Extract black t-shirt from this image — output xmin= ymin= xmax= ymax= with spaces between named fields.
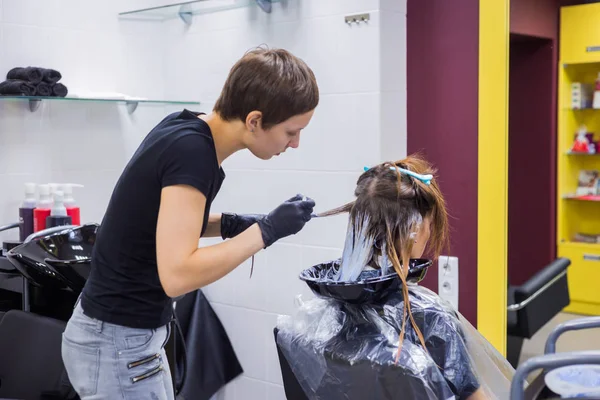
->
xmin=80 ymin=109 xmax=225 ymax=329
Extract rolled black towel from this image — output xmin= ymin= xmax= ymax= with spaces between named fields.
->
xmin=42 ymin=68 xmax=62 ymax=84
xmin=7 ymin=67 xmax=43 ymax=84
xmin=0 ymin=79 xmax=37 ymax=96
xmin=51 ymin=83 xmax=68 ymax=97
xmin=36 ymin=82 xmax=52 ymax=96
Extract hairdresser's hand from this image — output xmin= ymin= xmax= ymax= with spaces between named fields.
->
xmin=257 ymin=194 xmax=315 ymax=248
xmin=220 ymin=213 xmax=266 ymax=240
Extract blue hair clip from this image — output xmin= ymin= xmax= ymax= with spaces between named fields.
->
xmin=363 ymin=166 xmax=433 ymax=185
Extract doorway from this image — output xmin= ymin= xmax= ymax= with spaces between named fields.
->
xmin=508 ymin=35 xmax=556 ymax=286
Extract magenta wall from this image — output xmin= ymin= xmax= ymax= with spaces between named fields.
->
xmin=406 ymin=0 xmax=480 ymax=325
xmin=405 ymin=0 xmax=593 ymax=322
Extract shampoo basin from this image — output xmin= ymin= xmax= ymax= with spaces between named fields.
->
xmin=6 ymin=224 xmax=98 ymax=293
xmin=300 ymin=258 xmax=432 ymax=304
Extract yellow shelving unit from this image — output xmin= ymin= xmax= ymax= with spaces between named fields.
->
xmin=558 ymin=4 xmax=600 ymax=315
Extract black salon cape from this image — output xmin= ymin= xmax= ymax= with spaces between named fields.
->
xmin=173 ymin=290 xmax=243 ymax=400
xmin=277 ymin=287 xmax=480 ymax=400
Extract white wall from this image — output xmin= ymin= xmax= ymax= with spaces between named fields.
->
xmin=0 ymin=0 xmax=177 ymax=243
xmin=0 ymin=1 xmax=406 ymax=399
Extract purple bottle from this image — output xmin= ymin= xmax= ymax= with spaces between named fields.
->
xmin=19 ymin=183 xmax=37 ymax=242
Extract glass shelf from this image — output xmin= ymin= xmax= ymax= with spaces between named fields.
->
xmin=118 ymin=0 xmax=277 ymax=23
xmin=0 ymin=96 xmax=200 ymax=114
xmin=566 ymin=151 xmax=600 ymax=156
xmin=561 ymin=241 xmax=600 ymax=250
xmin=562 ymin=107 xmax=600 ymax=111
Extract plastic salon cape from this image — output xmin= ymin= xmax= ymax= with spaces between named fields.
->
xmin=276 ymin=284 xmax=515 ymax=400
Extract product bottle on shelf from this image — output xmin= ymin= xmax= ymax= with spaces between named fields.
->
xmin=33 ymin=184 xmax=52 ymax=232
xmin=571 ymin=125 xmax=591 ymax=153
xmin=45 ymin=190 xmax=72 ymax=229
xmin=594 ymin=72 xmax=600 ymax=109
xmin=63 ymin=183 xmax=84 ymax=226
xmin=19 ymin=182 xmax=37 ymax=241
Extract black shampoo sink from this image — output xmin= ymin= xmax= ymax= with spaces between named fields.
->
xmin=7 ymin=224 xmax=98 ymax=293
xmin=300 ymin=258 xmax=432 ymax=304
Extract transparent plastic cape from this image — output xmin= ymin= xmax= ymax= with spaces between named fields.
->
xmin=276 ymin=284 xmax=515 ymax=400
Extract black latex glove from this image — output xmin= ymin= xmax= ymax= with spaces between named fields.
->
xmin=220 ymin=213 xmax=265 ymax=240
xmin=257 ymin=194 xmax=315 ymax=248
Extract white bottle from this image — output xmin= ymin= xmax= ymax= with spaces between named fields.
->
xmin=46 ymin=190 xmax=72 ymax=228
xmin=22 ymin=183 xmax=37 ymax=208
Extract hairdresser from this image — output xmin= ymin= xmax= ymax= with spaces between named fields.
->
xmin=61 ymin=47 xmax=319 ymax=399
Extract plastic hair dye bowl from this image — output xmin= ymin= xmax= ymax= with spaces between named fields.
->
xmin=300 ymin=258 xmax=432 ymax=304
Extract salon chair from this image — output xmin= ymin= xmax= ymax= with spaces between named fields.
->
xmin=0 ymin=309 xmax=76 ymax=399
xmin=274 ymin=328 xmax=308 ymax=400
xmin=510 ymin=316 xmax=600 ymax=400
xmin=274 ymin=259 xmax=454 ymax=400
xmin=274 ymin=327 xmax=442 ymax=400
xmin=507 ymin=258 xmax=571 ymax=368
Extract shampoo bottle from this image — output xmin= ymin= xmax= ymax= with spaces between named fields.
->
xmin=33 ymin=184 xmax=52 ymax=232
xmin=46 ymin=190 xmax=72 ymax=228
xmin=19 ymin=182 xmax=37 ymax=241
xmin=63 ymin=183 xmax=84 ymax=226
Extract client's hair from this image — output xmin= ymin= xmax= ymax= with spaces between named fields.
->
xmin=319 ymin=154 xmax=449 ymax=363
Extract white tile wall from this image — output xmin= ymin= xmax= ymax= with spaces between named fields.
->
xmin=0 ymin=0 xmax=407 ymax=398
xmin=0 ymin=0 xmax=170 ymax=244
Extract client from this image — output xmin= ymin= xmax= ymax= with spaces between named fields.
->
xmin=276 ymin=155 xmax=513 ymax=400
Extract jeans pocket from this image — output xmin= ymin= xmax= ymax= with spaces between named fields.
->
xmin=61 ymin=333 xmax=100 ymax=397
xmin=125 ymin=331 xmax=154 ymax=350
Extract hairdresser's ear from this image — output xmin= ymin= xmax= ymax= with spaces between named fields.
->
xmin=246 ymin=111 xmax=262 ymax=133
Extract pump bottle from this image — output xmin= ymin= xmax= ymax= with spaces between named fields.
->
xmin=33 ymin=184 xmax=52 ymax=232
xmin=46 ymin=190 xmax=72 ymax=228
xmin=19 ymin=183 xmax=37 ymax=241
xmin=63 ymin=183 xmax=84 ymax=226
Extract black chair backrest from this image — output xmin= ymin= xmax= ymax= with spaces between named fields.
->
xmin=513 ymin=258 xmax=571 ymax=338
xmin=274 ymin=328 xmax=310 ymax=400
xmin=0 ymin=310 xmax=73 ymax=399
xmin=273 ymin=327 xmax=443 ymax=400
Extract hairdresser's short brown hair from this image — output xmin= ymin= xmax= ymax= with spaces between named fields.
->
xmin=213 ymin=47 xmax=319 ymax=129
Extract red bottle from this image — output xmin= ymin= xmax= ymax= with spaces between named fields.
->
xmin=64 ymin=183 xmax=83 ymax=226
xmin=33 ymin=184 xmax=52 ymax=232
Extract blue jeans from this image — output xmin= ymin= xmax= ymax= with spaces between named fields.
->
xmin=61 ymin=301 xmax=175 ymax=399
